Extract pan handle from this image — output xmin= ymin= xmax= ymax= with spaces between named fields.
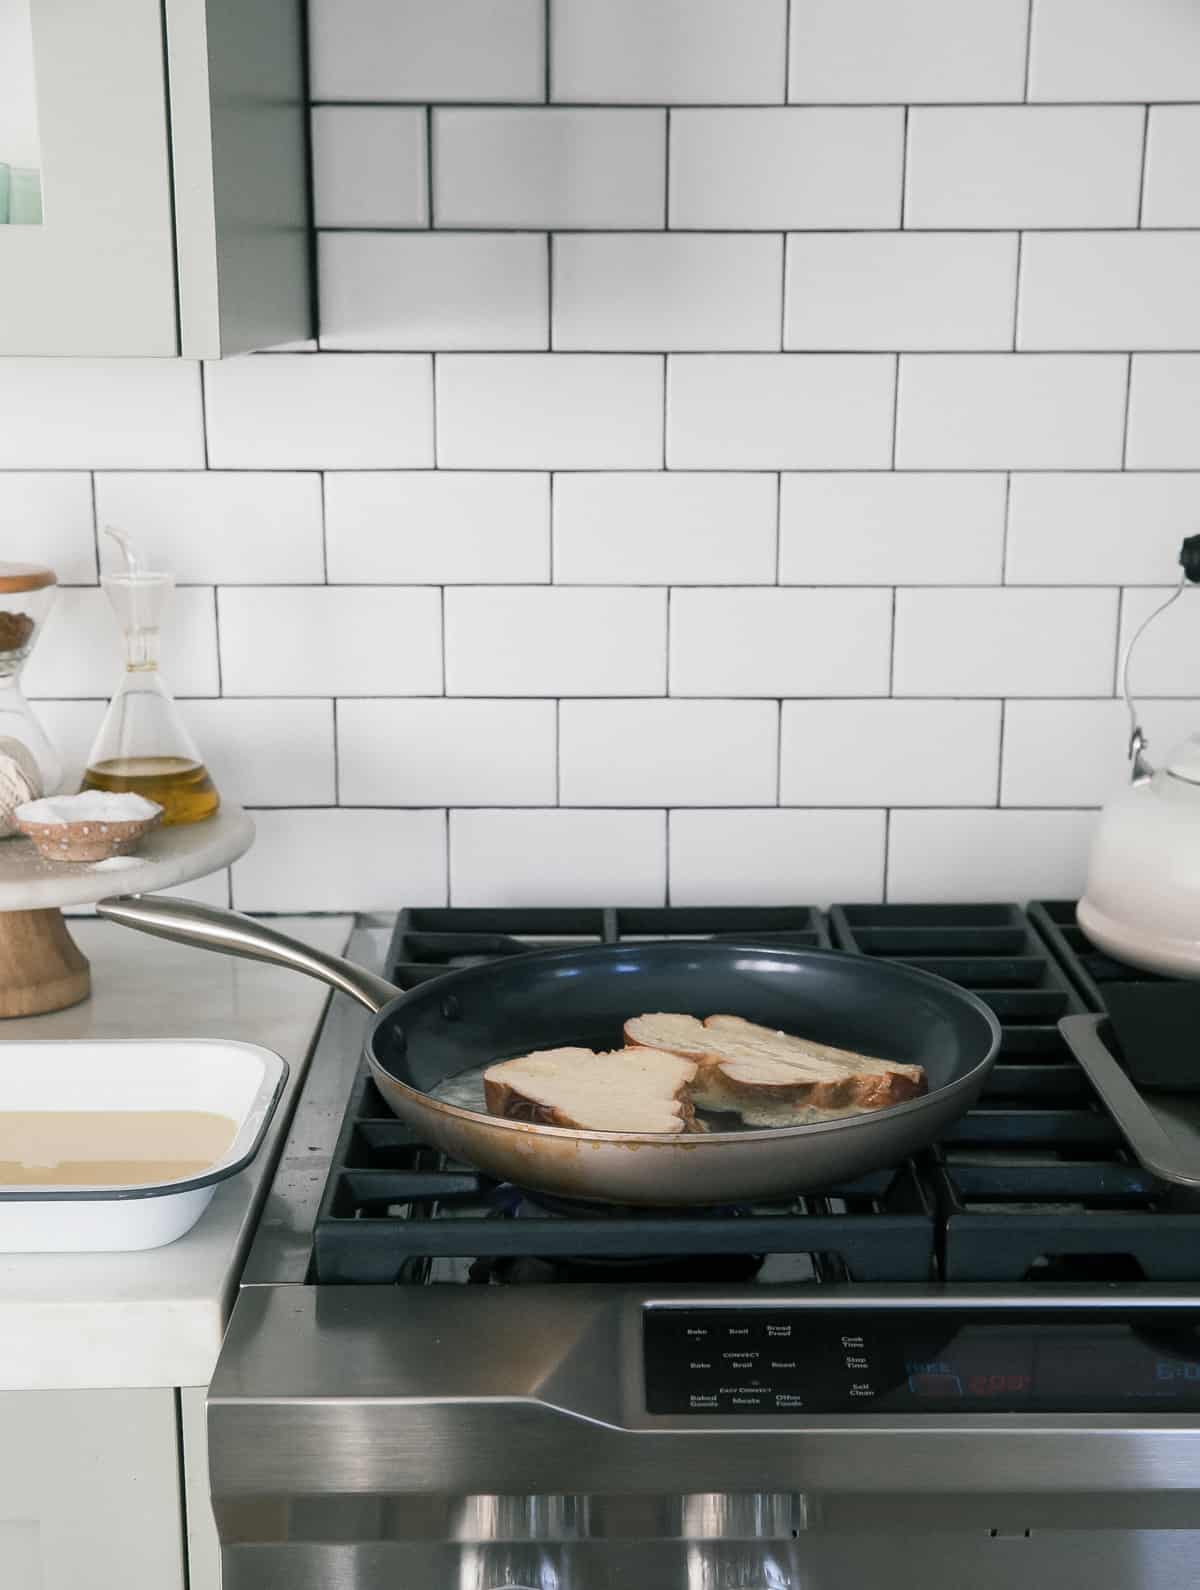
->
xmin=95 ymin=894 xmax=401 ymax=1014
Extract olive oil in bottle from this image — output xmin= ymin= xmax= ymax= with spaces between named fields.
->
xmin=82 ymin=756 xmax=219 ymax=826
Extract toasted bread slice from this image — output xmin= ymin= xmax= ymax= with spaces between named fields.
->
xmin=483 ymin=1046 xmax=700 ymax=1134
xmin=704 ymin=1013 xmax=925 ymax=1093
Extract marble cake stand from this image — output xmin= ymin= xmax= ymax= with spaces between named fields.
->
xmin=0 ymin=804 xmax=253 ymax=1018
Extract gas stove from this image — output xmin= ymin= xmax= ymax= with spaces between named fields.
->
xmin=212 ymin=903 xmax=1200 ymax=1590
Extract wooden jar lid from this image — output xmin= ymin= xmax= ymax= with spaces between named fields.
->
xmin=0 ymin=564 xmax=56 ymax=594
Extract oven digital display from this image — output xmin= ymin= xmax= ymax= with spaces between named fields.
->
xmin=643 ymin=1309 xmax=1200 ymax=1415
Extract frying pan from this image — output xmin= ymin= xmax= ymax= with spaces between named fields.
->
xmin=96 ymin=895 xmax=1001 ymax=1206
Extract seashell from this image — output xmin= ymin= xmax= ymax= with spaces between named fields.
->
xmin=0 ymin=737 xmax=42 ymax=839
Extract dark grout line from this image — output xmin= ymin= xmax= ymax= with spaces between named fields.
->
xmin=1136 ymin=104 xmax=1150 ymax=227
xmin=1022 ymin=0 xmax=1035 ymax=103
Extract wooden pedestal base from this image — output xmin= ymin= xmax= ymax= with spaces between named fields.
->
xmin=0 ymin=909 xmax=91 ymax=1018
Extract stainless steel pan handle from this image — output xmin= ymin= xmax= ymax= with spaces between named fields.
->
xmin=96 ymin=895 xmax=401 ymax=1014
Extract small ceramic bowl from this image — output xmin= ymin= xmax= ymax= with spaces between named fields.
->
xmin=15 ymin=801 xmax=163 ymax=863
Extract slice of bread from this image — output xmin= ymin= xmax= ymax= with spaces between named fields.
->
xmin=483 ymin=1046 xmax=700 ymax=1134
xmin=624 ymin=1011 xmax=925 ymax=1118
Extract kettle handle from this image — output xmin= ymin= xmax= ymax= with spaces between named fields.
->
xmin=1120 ymin=535 xmax=1200 ymax=782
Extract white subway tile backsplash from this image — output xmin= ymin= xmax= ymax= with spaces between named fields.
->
xmin=311 ymin=108 xmax=428 ymax=228
xmin=435 ymin=110 xmax=665 ymax=229
xmin=1143 ymin=109 xmax=1200 ymax=229
xmin=1119 ymin=587 xmax=1200 ymax=697
xmin=670 ymin=809 xmax=886 ymax=906
xmin=1007 ymin=475 xmax=1200 ymax=586
xmin=671 ymin=588 xmax=892 ymax=697
xmin=895 ymin=355 xmax=1128 ymax=470
xmin=789 ymin=0 xmax=1028 ymax=103
xmin=319 ymin=233 xmax=548 ymax=352
xmin=445 ymin=587 xmax=666 ymax=696
xmin=0 ymin=475 xmax=96 ymax=584
xmin=1126 ymin=357 xmax=1200 ymax=469
xmin=670 ymin=109 xmax=902 ymax=230
xmin=233 ymin=808 xmax=448 ymax=913
xmin=553 ymin=235 xmax=782 ymax=352
xmin=781 ymin=700 xmax=1000 ymax=806
xmin=1019 ymin=235 xmax=1200 ymax=352
xmin=1029 ymin=0 xmax=1200 ymax=103
xmin=94 ymin=473 xmax=323 ymax=583
xmin=785 ymin=234 xmax=1016 ymax=351
xmin=887 ymin=809 xmax=1096 ymax=903
xmin=1001 ymin=698 xmax=1200 ymax=808
xmin=0 ymin=361 xmax=203 ymax=469
xmin=552 ymin=473 xmax=777 ymax=585
xmin=24 ymin=586 xmax=218 ymax=698
xmin=668 ymin=355 xmax=895 ymax=469
xmin=326 ymin=472 xmax=549 ymax=584
xmin=559 ymin=699 xmax=778 ymax=806
xmin=450 ymin=809 xmax=666 ymax=905
xmin=179 ymin=699 xmax=336 ymax=806
xmin=552 ymin=0 xmax=786 ymax=104
xmin=204 ymin=355 xmax=433 ymax=469
xmin=893 ymin=588 xmax=1118 ymax=698
xmin=309 ymin=0 xmax=544 ymax=102
xmin=905 ymin=107 xmax=1143 ymax=230
xmin=779 ymin=473 xmax=1005 ymax=585
xmin=338 ymin=699 xmax=556 ymax=805
xmin=219 ymin=587 xmax=443 ymax=697
xmin=437 ymin=355 xmax=663 ymax=469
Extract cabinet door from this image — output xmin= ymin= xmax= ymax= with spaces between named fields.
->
xmin=0 ymin=0 xmax=178 ymax=355
xmin=0 ymin=1387 xmax=185 ymax=1590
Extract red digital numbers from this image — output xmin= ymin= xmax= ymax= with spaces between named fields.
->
xmin=967 ymin=1373 xmax=1032 ymax=1397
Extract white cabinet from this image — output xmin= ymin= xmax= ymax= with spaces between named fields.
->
xmin=0 ymin=0 xmax=310 ymax=358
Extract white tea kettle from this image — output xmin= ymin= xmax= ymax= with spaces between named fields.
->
xmin=1078 ymin=535 xmax=1200 ymax=977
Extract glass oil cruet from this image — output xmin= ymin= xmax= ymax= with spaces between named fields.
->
xmin=80 ymin=530 xmax=220 ymax=825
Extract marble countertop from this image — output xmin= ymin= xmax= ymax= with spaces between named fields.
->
xmin=0 ymin=914 xmax=351 ymax=1392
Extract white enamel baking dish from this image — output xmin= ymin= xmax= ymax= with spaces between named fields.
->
xmin=0 ymin=1040 xmax=287 ymax=1252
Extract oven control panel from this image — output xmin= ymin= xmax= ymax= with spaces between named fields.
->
xmin=643 ymin=1307 xmax=1200 ymax=1415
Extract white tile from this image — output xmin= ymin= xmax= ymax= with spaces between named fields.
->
xmin=553 ymin=235 xmax=782 ymax=352
xmin=1127 ymin=357 xmax=1200 ymax=469
xmin=552 ymin=0 xmax=786 ymax=103
xmin=309 ymin=0 xmax=544 ymax=102
xmin=219 ymin=587 xmax=442 ymax=696
xmin=319 ymin=233 xmax=548 ymax=353
xmin=670 ymin=809 xmax=885 ymax=907
xmin=437 ymin=355 xmax=663 ymax=469
xmin=444 ymin=587 xmax=666 ymax=696
xmin=179 ymin=699 xmax=336 ymax=806
xmin=888 ymin=809 xmax=1097 ymax=903
xmin=0 ymin=361 xmax=203 ymax=469
xmin=326 ymin=472 xmax=549 ymax=584
xmin=785 ymin=234 xmax=1016 ymax=351
xmin=1019 ymin=235 xmax=1200 ymax=352
xmin=1119 ymin=587 xmax=1200 ymax=697
xmin=1029 ymin=0 xmax=1200 ymax=102
xmin=668 ymin=355 xmax=895 ymax=469
xmin=233 ymin=809 xmax=448 ymax=913
xmin=559 ymin=700 xmax=778 ymax=806
xmin=94 ymin=473 xmax=323 ymax=583
xmin=671 ymin=588 xmax=891 ymax=697
xmin=435 ymin=109 xmax=665 ymax=229
xmin=23 ymin=586 xmax=218 ymax=698
xmin=781 ymin=700 xmax=1001 ymax=806
xmin=1143 ymin=109 xmax=1200 ymax=229
xmin=905 ymin=107 xmax=1143 ymax=230
xmin=311 ymin=108 xmax=427 ymax=228
xmin=338 ymin=699 xmax=556 ymax=805
xmin=450 ymin=809 xmax=666 ymax=906
xmin=0 ymin=474 xmax=96 ymax=583
xmin=780 ymin=473 xmax=1005 ymax=585
xmin=896 ymin=355 xmax=1127 ymax=470
xmin=789 ymin=0 xmax=1028 ymax=102
xmin=22 ymin=699 xmax=104 ymax=793
xmin=1002 ymin=699 xmax=1200 ymax=808
xmin=670 ymin=109 xmax=902 ymax=230
xmin=1007 ymin=475 xmax=1200 ymax=585
xmin=553 ymin=473 xmax=777 ymax=585
xmin=893 ymin=588 xmax=1118 ymax=698
xmin=204 ymin=354 xmax=433 ymax=469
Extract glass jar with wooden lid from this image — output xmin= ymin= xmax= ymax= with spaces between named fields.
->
xmin=0 ymin=563 xmax=61 ymax=793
